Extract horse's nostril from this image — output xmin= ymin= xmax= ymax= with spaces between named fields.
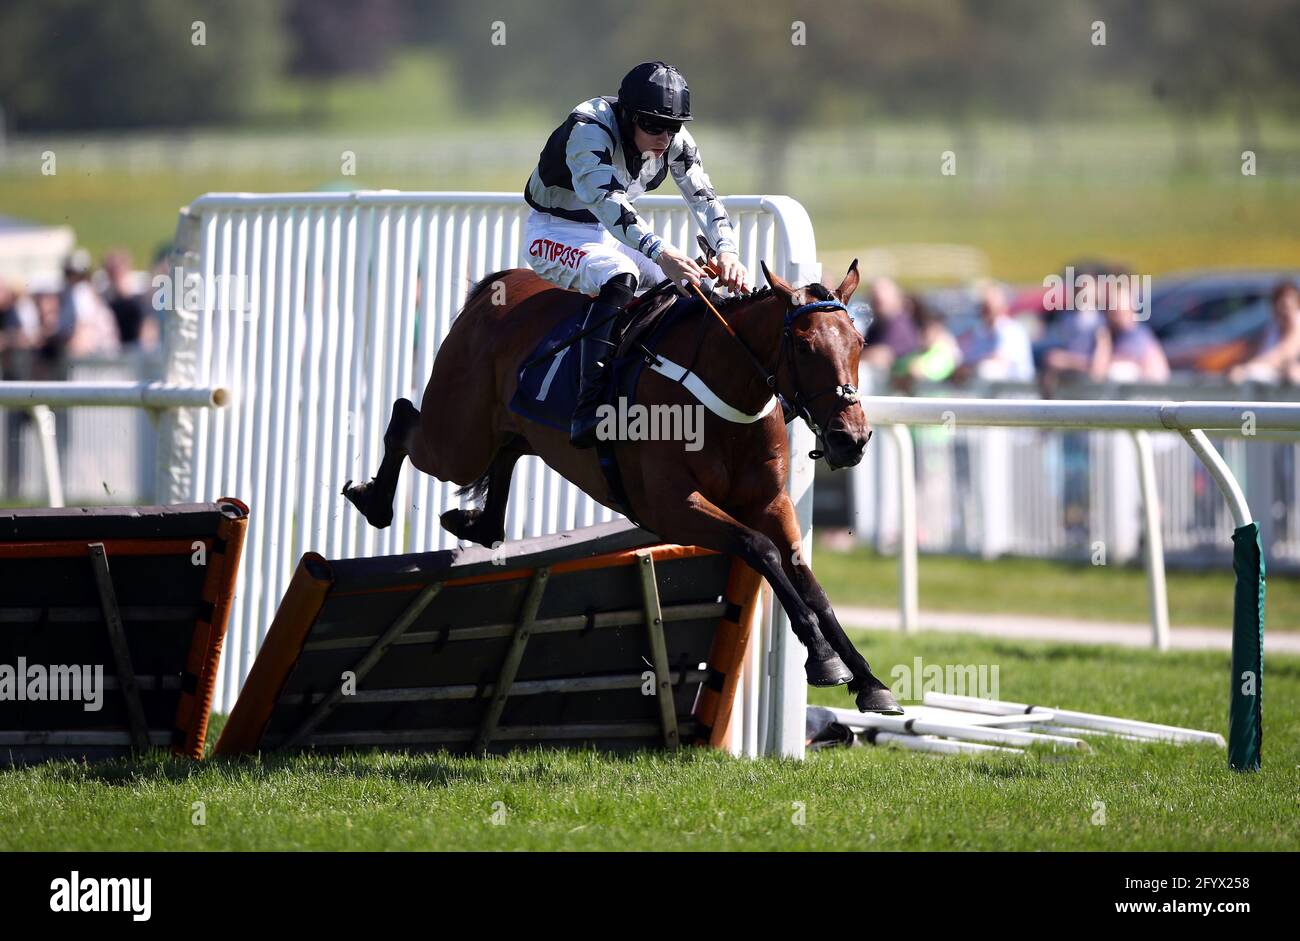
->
xmin=826 ymin=428 xmax=868 ymax=459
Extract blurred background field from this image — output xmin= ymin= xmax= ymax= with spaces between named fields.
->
xmin=3 ymin=1 xmax=1299 ymax=282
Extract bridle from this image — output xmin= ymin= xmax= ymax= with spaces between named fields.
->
xmin=776 ymin=299 xmax=862 ymax=459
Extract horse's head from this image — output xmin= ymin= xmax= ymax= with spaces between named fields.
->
xmin=760 ymin=259 xmax=870 ymax=469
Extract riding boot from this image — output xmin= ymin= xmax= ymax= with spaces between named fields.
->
xmin=569 ymin=299 xmax=625 ymax=449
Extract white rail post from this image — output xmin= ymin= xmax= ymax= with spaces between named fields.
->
xmin=29 ymin=405 xmax=64 ymax=508
xmin=888 ymin=423 xmax=919 ymax=632
xmin=1131 ymin=430 xmax=1170 ymax=651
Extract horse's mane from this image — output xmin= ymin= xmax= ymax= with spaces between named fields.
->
xmin=462 ymin=270 xmax=835 ymax=315
xmin=714 ymin=281 xmax=834 ymax=311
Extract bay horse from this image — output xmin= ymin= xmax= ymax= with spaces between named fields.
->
xmin=344 ymin=259 xmax=900 ymax=714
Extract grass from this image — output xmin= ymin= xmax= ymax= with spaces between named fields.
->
xmin=815 ymin=541 xmax=1300 ymax=630
xmin=2 ymin=629 xmax=1295 ymax=851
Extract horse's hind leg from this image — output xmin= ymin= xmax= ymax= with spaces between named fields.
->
xmin=342 ymin=398 xmax=420 ymax=529
xmin=440 ymin=435 xmax=529 ymax=548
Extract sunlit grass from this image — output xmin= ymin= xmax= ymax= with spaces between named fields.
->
xmin=2 ymin=630 xmax=1294 ymax=851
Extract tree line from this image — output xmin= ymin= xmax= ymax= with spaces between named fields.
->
xmin=1 ymin=0 xmax=1296 ymax=137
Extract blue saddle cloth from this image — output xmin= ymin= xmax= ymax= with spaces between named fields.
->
xmin=509 ymin=295 xmax=695 ymax=431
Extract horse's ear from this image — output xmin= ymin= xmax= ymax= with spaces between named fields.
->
xmin=760 ymin=260 xmax=795 ymax=301
xmin=835 ymin=258 xmax=861 ymax=303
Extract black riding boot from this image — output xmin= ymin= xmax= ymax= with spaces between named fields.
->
xmin=569 ymin=299 xmax=624 ymax=448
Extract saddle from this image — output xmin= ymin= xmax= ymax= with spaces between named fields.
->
xmin=613 ymin=285 xmax=681 ymax=359
xmin=509 ymin=280 xmax=717 ymax=525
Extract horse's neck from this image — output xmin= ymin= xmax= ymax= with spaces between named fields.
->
xmin=692 ymin=294 xmax=785 ymax=411
xmin=726 ymin=294 xmax=785 ymax=373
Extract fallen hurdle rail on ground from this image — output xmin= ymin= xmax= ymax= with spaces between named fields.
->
xmin=0 ymin=500 xmax=248 ymax=765
xmin=216 ymin=521 xmax=763 ymax=757
xmin=822 ymin=692 xmax=1223 ymax=759
xmin=858 ymin=396 xmax=1300 ymax=772
xmin=924 ymin=693 xmax=1227 ymax=746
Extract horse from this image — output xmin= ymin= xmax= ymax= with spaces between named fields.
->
xmin=344 ymin=258 xmax=900 ymax=714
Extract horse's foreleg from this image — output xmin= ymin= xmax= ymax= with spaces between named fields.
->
xmin=342 ymin=398 xmax=420 ymax=529
xmin=742 ymin=494 xmax=901 ymax=714
xmin=642 ymin=490 xmax=847 ymax=687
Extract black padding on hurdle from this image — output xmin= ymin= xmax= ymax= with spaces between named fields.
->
xmin=254 ymin=521 xmax=734 ymax=755
xmin=0 ymin=502 xmax=244 ymax=767
xmin=0 ymin=501 xmax=243 ymax=541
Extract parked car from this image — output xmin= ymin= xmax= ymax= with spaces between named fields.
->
xmin=1143 ymin=271 xmax=1299 ymax=374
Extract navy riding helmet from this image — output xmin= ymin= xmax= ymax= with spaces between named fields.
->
xmin=617 ymin=61 xmax=693 ymax=124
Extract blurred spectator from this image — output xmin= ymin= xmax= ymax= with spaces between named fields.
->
xmin=955 ymin=282 xmax=1035 ymax=382
xmin=1038 ymin=304 xmax=1104 ymax=393
xmin=57 ymin=249 xmax=120 ymax=358
xmin=1090 ymin=278 xmax=1169 ymax=383
xmin=891 ymin=296 xmax=961 ymax=391
xmin=1 ymin=275 xmax=44 ymax=374
xmin=862 ymin=277 xmax=920 ymax=371
xmin=102 ymin=249 xmax=158 ymax=350
xmin=1228 ymin=280 xmax=1300 ymax=384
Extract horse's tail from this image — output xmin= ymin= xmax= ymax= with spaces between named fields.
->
xmin=453 ymin=434 xmax=528 ymax=504
xmin=463 ymin=268 xmax=516 ymax=308
xmin=454 ymin=472 xmax=491 ymax=504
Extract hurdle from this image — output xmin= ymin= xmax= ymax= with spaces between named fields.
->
xmin=216 ymin=521 xmax=765 ymax=757
xmin=827 ymin=706 xmax=1090 ymax=752
xmin=0 ymin=499 xmax=248 ymax=765
xmin=818 ymin=693 xmax=1224 ymax=759
xmin=924 ymin=693 xmax=1227 ymax=747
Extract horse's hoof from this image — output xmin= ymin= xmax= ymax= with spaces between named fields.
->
xmin=855 ymin=686 xmax=903 ymax=715
xmin=342 ymin=479 xmax=393 ymax=529
xmin=805 ymin=655 xmax=853 ymax=687
xmin=440 ymin=507 xmax=479 ymax=541
xmin=440 ymin=508 xmax=502 ymax=548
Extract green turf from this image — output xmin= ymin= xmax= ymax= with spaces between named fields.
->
xmin=2 ymin=629 xmax=1293 ymax=851
xmin=814 ymin=541 xmax=1300 ymax=631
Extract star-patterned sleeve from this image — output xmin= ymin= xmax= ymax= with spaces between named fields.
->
xmin=668 ymin=127 xmax=737 ymax=256
xmin=565 ymin=120 xmax=665 ymax=260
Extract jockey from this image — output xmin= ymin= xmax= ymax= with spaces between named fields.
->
xmin=523 ymin=61 xmax=749 ymax=448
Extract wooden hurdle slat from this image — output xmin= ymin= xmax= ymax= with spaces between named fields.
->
xmin=473 ymin=567 xmax=550 ymax=755
xmin=300 ymin=601 xmax=726 ymax=652
xmin=636 ymin=551 xmax=679 ymax=750
xmin=87 ymin=542 xmax=151 ymax=753
xmin=276 ymin=670 xmax=710 ymax=706
xmin=281 ymin=580 xmax=445 ymax=749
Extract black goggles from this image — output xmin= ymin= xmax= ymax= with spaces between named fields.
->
xmin=634 ymin=114 xmax=682 ymax=136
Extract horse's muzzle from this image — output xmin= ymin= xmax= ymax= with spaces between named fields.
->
xmin=823 ymin=426 xmax=869 ymax=469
